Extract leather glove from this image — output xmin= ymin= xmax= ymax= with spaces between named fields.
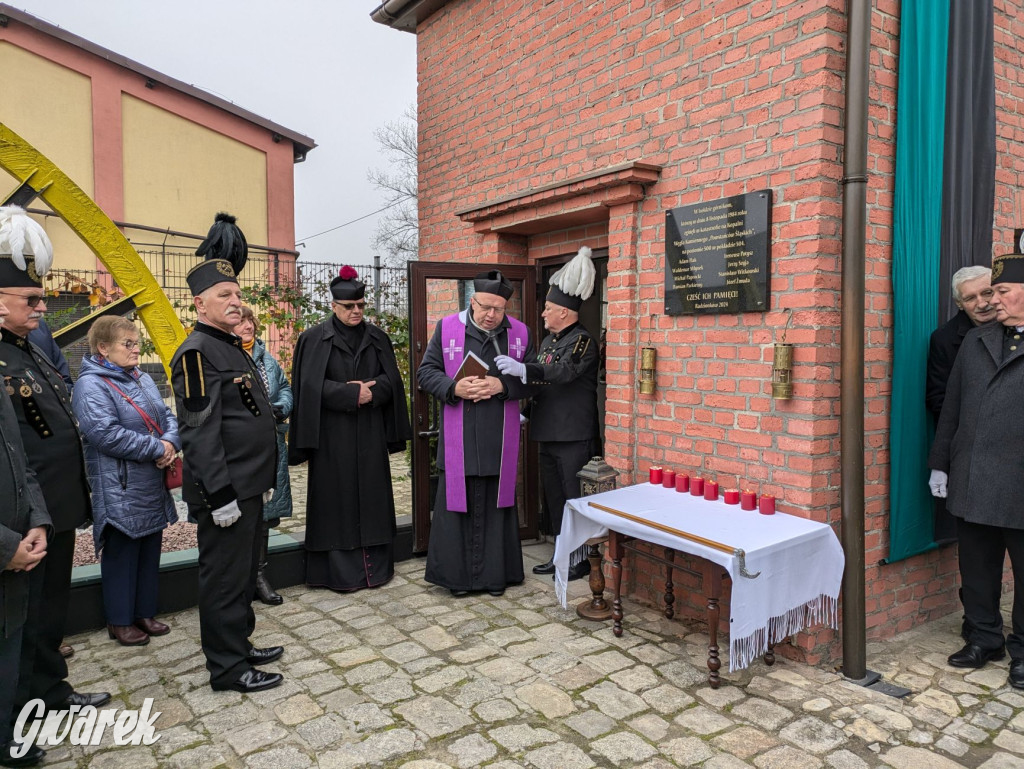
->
xmin=494 ymin=354 xmax=527 ymax=382
xmin=263 ymin=488 xmax=275 ymax=504
xmin=272 ymin=405 xmax=286 ymax=423
xmin=211 ymin=500 xmax=242 ymax=527
xmin=928 ymin=469 xmax=948 ymax=499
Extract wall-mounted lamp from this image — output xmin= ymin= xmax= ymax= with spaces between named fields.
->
xmin=771 ymin=343 xmax=794 ymax=399
xmin=639 ymin=347 xmax=657 ymax=395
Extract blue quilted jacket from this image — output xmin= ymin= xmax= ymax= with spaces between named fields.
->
xmin=72 ymin=356 xmax=180 ymax=554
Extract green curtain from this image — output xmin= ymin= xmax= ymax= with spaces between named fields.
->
xmin=888 ymin=0 xmax=950 ymax=562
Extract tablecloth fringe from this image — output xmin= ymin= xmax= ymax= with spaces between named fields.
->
xmin=730 ymin=593 xmax=839 ymax=672
xmin=555 ymin=573 xmax=568 ymax=609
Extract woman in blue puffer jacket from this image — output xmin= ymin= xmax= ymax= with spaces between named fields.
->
xmin=72 ymin=316 xmax=180 ymax=647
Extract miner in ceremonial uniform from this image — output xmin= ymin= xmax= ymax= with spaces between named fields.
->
xmin=418 ymin=270 xmax=535 ymax=597
xmin=289 ymin=266 xmax=411 ymax=591
xmin=171 ymin=213 xmax=282 ymax=693
xmin=0 ymin=290 xmax=51 ymax=768
xmin=495 ymin=247 xmax=600 ymax=582
xmin=929 ymin=252 xmax=1024 ymax=690
xmin=0 ymin=206 xmax=110 ymax=742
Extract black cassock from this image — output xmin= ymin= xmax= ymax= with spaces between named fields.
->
xmin=289 ymin=317 xmax=410 ymax=591
xmin=416 ymin=312 xmax=534 ymax=593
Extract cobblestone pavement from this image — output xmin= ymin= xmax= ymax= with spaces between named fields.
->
xmin=40 ymin=544 xmax=1022 ymax=768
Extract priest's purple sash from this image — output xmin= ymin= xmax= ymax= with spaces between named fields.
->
xmin=440 ymin=311 xmax=528 ymax=512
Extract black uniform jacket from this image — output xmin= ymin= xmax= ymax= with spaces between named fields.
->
xmin=171 ymin=323 xmax=277 ymax=510
xmin=288 ymin=318 xmax=411 ymax=464
xmin=929 ymin=323 xmax=1024 ymax=529
xmin=0 ymin=329 xmax=90 ymax=532
xmin=0 ymin=388 xmax=51 ymax=638
xmin=524 ymin=322 xmax=600 ymax=443
xmin=926 ymin=310 xmax=979 ymax=421
xmin=417 ymin=313 xmax=534 ymax=476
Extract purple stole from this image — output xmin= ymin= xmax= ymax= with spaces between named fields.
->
xmin=441 ymin=311 xmax=528 ymax=512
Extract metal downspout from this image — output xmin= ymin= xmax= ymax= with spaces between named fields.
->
xmin=840 ymin=0 xmax=872 ymax=681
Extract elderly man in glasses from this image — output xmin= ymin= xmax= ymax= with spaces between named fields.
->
xmin=417 ymin=270 xmax=536 ymax=598
xmin=0 ymin=206 xmax=109 ymax=755
xmin=288 ymin=266 xmax=411 ymax=592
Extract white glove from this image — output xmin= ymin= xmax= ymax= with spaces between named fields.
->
xmin=928 ymin=469 xmax=948 ymax=499
xmin=494 ymin=354 xmax=527 ymax=382
xmin=211 ymin=500 xmax=242 ymax=527
xmin=263 ymin=488 xmax=275 ymax=504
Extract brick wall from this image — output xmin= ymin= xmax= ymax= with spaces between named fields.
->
xmin=415 ymin=0 xmax=1024 ymax=664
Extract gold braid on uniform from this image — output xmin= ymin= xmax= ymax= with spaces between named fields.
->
xmin=571 ymin=336 xmax=591 ymax=363
xmin=180 ymin=349 xmax=212 ymax=427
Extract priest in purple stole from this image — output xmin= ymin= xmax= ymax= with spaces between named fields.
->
xmin=418 ymin=270 xmax=535 ymax=597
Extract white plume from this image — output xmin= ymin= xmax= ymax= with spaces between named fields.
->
xmin=549 ymin=245 xmax=595 ymax=300
xmin=0 ymin=205 xmax=53 ymax=276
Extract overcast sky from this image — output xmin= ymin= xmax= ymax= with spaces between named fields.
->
xmin=16 ymin=0 xmax=418 ymax=264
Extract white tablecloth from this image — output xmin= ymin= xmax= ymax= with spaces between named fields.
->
xmin=553 ymin=483 xmax=844 ymax=671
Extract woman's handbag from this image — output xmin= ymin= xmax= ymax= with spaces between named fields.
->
xmin=101 ymin=378 xmax=182 ymax=490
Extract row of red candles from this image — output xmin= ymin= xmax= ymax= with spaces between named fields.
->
xmin=648 ymin=466 xmax=775 ymax=515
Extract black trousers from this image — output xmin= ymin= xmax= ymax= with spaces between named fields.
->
xmin=14 ymin=528 xmax=74 ymax=712
xmin=194 ymin=496 xmax=262 ymax=688
xmin=1 ymin=625 xmax=24 ymax=745
xmin=101 ymin=528 xmax=162 ymax=626
xmin=538 ymin=439 xmax=597 ymax=536
xmin=957 ymin=517 xmax=1024 ymax=659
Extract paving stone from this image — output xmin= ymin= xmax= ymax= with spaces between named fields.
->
xmin=199 ymin=701 xmax=262 ymax=734
xmin=580 ymin=681 xmax=649 ymax=719
xmin=628 ymin=713 xmax=672 ymax=741
xmin=274 ymin=693 xmax=323 ymax=726
xmin=803 ymin=697 xmax=833 ymax=713
xmin=410 ymin=625 xmax=461 ymax=651
xmin=966 ymin=667 xmax=1011 ymax=690
xmin=403 ymin=655 xmax=446 ymax=676
xmin=448 ymin=644 xmax=499 ymax=664
xmin=473 ymin=698 xmax=521 ymax=722
xmin=362 ymin=676 xmax=417 ymax=703
xmin=416 ymin=666 xmax=469 ymax=693
xmin=294 ymin=713 xmax=349 ymax=750
xmin=657 ymin=660 xmax=710 ymax=688
xmin=382 ymin=641 xmax=430 ymax=664
xmin=319 ymin=729 xmax=419 ymax=768
xmin=711 ymin=725 xmax=781 ymax=759
xmin=345 ymin=660 xmax=396 ymax=685
xmin=164 ymin=744 xmax=230 ymax=769
xmin=880 ymin=745 xmax=967 ymax=769
xmin=87 ymin=747 xmax=159 ymax=769
xmin=609 ymin=664 xmax=662 ymax=692
xmin=475 ymin=657 xmax=535 ymax=685
xmin=563 ymin=709 xmax=616 ymax=738
xmin=824 ymin=749 xmax=869 ymax=769
xmin=993 ymin=729 xmax=1024 ymax=754
xmin=582 ymin=649 xmax=634 ymax=674
xmin=329 ymin=647 xmax=380 ymax=669
xmin=152 ymin=724 xmax=207 ymax=757
xmin=731 ymin=697 xmax=793 ymax=730
xmin=244 ymin=746 xmax=313 ymax=769
xmin=753 ymin=745 xmax=823 ymax=769
xmin=522 ymin=741 xmax=596 ymax=769
xmin=659 ymin=736 xmax=716 ymax=765
xmin=844 ymin=718 xmax=890 ymax=744
xmin=225 ymin=721 xmax=290 ymax=756
xmin=858 ymin=703 xmax=913 ymax=732
xmin=395 ymin=695 xmax=475 ymax=737
xmin=590 ymin=730 xmax=658 ymax=763
xmin=978 ymin=754 xmax=1024 ymax=768
xmin=514 ymin=681 xmax=575 ymax=718
xmin=910 ymin=688 xmax=962 ymax=718
xmin=447 ymin=733 xmax=498 ymax=768
xmin=486 ymin=626 xmax=534 ymax=647
xmin=934 ymin=736 xmax=969 ymax=758
xmin=300 ymin=671 xmax=347 ymax=696
xmin=642 ymin=683 xmax=695 ymax=714
xmin=778 ymin=717 xmax=846 ymax=754
xmin=489 ymin=724 xmax=560 ymax=751
xmin=673 ymin=705 xmax=734 ymax=735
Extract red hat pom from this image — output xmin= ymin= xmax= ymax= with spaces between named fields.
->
xmin=339 ymin=265 xmax=358 ymax=280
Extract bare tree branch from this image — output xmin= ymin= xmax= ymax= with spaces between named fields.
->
xmin=369 ymin=105 xmax=418 ymax=265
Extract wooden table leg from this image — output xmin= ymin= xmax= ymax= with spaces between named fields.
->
xmin=664 ymin=547 xmax=675 ymax=620
xmin=576 ymin=542 xmax=613 ymax=621
xmin=609 ymin=532 xmax=624 ymax=638
xmin=706 ymin=563 xmax=722 ymax=689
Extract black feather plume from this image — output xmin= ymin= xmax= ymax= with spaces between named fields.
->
xmin=195 ymin=211 xmax=248 ymax=274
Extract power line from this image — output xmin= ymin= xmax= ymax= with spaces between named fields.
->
xmin=296 ymin=202 xmax=401 ymax=244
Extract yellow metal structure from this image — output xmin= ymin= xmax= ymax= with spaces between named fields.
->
xmin=0 ymin=122 xmax=185 ymax=376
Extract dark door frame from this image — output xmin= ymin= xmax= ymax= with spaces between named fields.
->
xmin=408 ymin=261 xmax=539 ymax=553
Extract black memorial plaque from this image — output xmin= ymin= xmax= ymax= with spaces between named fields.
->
xmin=665 ymin=190 xmax=772 ymax=315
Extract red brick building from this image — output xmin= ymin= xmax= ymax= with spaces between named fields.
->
xmin=374 ymin=0 xmax=1024 ymax=665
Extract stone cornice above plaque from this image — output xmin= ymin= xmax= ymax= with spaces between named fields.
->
xmin=456 ymin=162 xmax=662 ymax=235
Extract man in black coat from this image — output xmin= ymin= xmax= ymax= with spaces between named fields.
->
xmin=929 ymin=253 xmax=1024 ymax=689
xmin=171 ymin=214 xmax=281 ymax=693
xmin=0 ymin=291 xmax=51 ymax=768
xmin=288 ymin=266 xmax=411 ymax=591
xmin=0 ymin=207 xmax=109 ymax=745
xmin=926 ymin=265 xmax=995 ymax=544
xmin=496 ymin=247 xmax=600 ymax=581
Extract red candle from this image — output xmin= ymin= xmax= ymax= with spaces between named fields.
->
xmin=704 ymin=481 xmax=719 ymax=501
xmin=759 ymin=495 xmax=776 ymax=515
xmin=724 ymin=489 xmax=740 ymax=505
xmin=740 ymin=490 xmax=756 ymax=510
xmin=662 ymin=469 xmax=676 ymax=488
xmin=675 ymin=474 xmax=690 ymax=492
xmin=690 ymin=477 xmax=704 ymax=496
xmin=650 ymin=466 xmax=663 ymax=484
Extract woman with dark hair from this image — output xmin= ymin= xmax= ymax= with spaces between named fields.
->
xmin=236 ymin=305 xmax=293 ymax=605
xmin=72 ymin=316 xmax=179 ymax=646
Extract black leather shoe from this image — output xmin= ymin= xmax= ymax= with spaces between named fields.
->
xmin=215 ymin=668 xmax=283 ymax=693
xmin=487 ymin=588 xmax=505 ymax=597
xmin=450 ymin=589 xmax=469 ymax=597
xmin=247 ymin=646 xmax=284 ymax=665
xmin=58 ymin=691 xmax=112 ymax=709
xmin=532 ymin=559 xmax=555 ymax=575
xmin=947 ymin=642 xmax=1005 ymax=668
xmin=0 ymin=742 xmax=45 ymax=768
xmin=1010 ymin=660 xmax=1024 ymax=689
xmin=567 ymin=559 xmax=592 ymax=581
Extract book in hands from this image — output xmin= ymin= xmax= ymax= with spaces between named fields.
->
xmin=454 ymin=350 xmax=490 ymax=381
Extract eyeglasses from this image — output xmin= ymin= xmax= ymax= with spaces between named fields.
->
xmin=0 ymin=291 xmax=45 ymax=308
xmin=472 ymin=297 xmax=506 ymax=316
xmin=119 ymin=339 xmax=141 ymax=351
xmin=334 ymin=301 xmax=366 ymax=311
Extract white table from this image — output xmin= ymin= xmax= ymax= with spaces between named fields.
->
xmin=553 ymin=483 xmax=844 ymax=685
